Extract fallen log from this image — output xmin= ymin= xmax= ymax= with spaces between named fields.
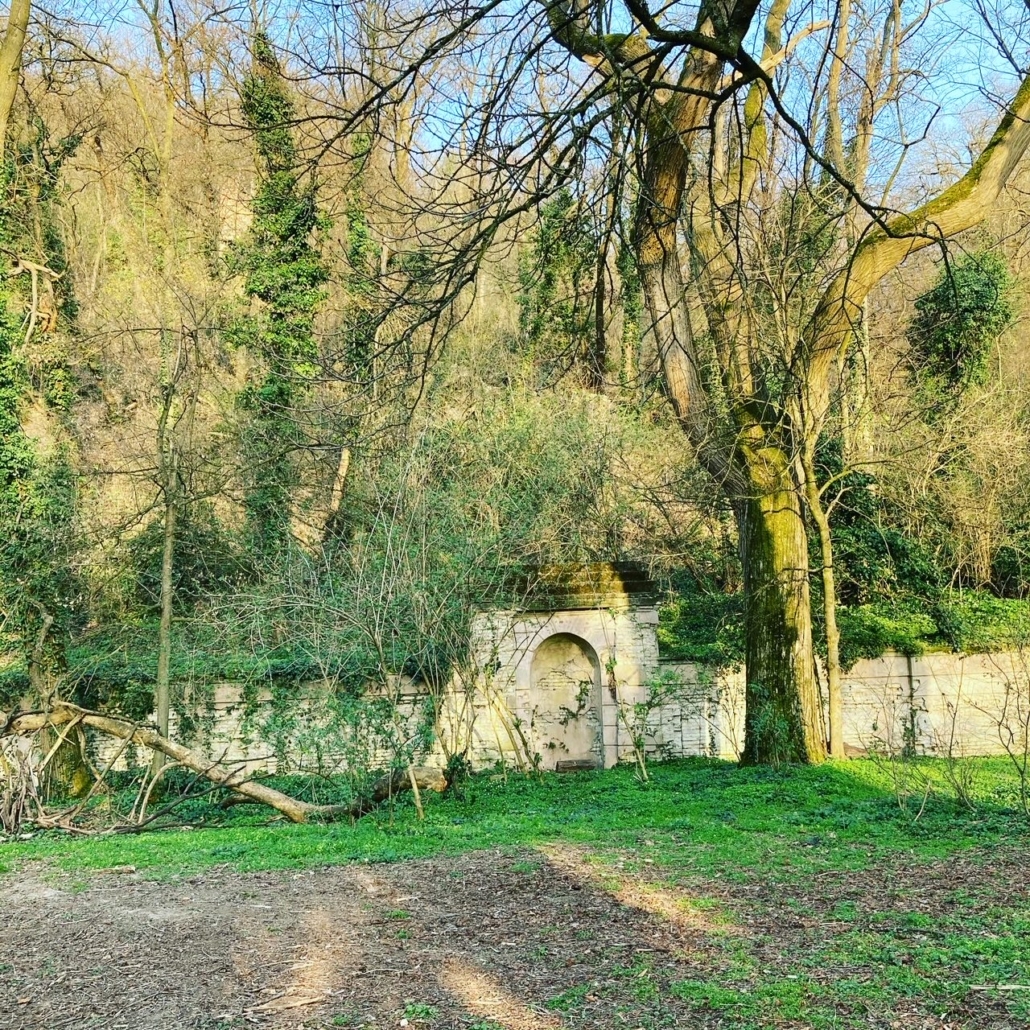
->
xmin=1 ymin=703 xmax=447 ymax=824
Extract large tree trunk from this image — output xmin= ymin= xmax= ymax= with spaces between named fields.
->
xmin=736 ymin=448 xmax=826 ymax=765
xmin=634 ymin=155 xmax=828 ymax=764
xmin=0 ymin=0 xmax=30 ymax=151
xmin=638 ymin=233 xmax=827 ymax=764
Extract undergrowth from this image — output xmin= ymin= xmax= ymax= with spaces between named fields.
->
xmin=659 ymin=588 xmax=1030 ymax=668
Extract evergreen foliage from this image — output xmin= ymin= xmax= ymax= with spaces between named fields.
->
xmin=517 ymin=188 xmax=598 ymax=377
xmin=0 ymin=129 xmax=83 ymax=706
xmin=815 ymin=436 xmax=942 ymax=606
xmin=657 ymin=588 xmax=746 ymax=666
xmin=656 ymin=428 xmax=1030 ymax=669
xmin=0 ymin=129 xmax=80 ymax=406
xmin=909 ymin=249 xmax=1013 ymax=393
xmin=340 ymin=133 xmax=380 ymax=379
xmin=0 ymin=292 xmax=81 ymax=697
xmin=230 ymin=32 xmax=328 ymax=556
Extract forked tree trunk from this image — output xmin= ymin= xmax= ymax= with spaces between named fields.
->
xmin=635 ymin=186 xmax=828 ymax=765
xmin=736 ymin=449 xmax=826 ymax=765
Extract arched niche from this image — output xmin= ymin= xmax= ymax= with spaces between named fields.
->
xmin=529 ymin=632 xmax=603 ymax=770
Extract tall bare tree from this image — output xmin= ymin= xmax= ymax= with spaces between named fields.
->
xmin=296 ymin=0 xmax=1030 ymax=762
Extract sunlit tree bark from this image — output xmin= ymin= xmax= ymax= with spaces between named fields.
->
xmin=316 ymin=0 xmax=1030 ymax=763
xmin=0 ymin=0 xmax=29 ymax=151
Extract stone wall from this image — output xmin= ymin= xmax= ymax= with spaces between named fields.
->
xmin=837 ymin=651 xmax=1030 ymax=757
xmin=652 ymin=651 xmax=1030 ymax=760
xmin=94 ymin=646 xmax=1030 ymax=773
xmin=645 ymin=662 xmax=746 ymax=760
xmin=94 ymin=679 xmax=435 ymax=776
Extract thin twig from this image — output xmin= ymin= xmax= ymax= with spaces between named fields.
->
xmin=969 ymin=985 xmax=1030 ymax=991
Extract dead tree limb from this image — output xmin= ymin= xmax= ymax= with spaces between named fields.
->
xmin=1 ymin=703 xmax=447 ymax=824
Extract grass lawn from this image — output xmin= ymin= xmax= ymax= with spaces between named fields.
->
xmin=2 ymin=756 xmax=1028 ymax=1028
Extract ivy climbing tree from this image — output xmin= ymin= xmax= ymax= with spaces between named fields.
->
xmin=516 ymin=186 xmax=644 ymax=391
xmin=231 ymin=32 xmax=328 ymax=558
xmin=909 ymin=249 xmax=1014 ymax=398
xmin=341 ymin=133 xmax=380 ymax=384
xmin=0 ymin=117 xmax=86 ymax=791
xmin=517 ymin=188 xmax=600 ymax=384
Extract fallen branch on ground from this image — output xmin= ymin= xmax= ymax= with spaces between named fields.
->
xmin=0 ymin=702 xmax=448 ymax=825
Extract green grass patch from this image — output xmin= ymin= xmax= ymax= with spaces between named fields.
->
xmin=670 ymin=976 xmax=840 ymax=1027
xmin=2 ymin=756 xmax=1026 ymax=884
xmin=545 ymin=983 xmax=590 ymax=1012
xmin=3 ymin=756 xmax=1028 ymax=1028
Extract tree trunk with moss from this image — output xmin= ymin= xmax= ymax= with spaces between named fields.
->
xmin=736 ymin=450 xmax=826 ymax=764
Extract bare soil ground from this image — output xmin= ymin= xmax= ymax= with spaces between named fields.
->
xmin=0 ymin=844 xmax=1026 ymax=1030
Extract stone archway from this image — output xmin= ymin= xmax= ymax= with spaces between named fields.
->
xmin=529 ymin=633 xmax=603 ymax=770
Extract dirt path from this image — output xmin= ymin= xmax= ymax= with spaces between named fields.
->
xmin=1 ymin=847 xmax=691 ymax=1030
xmin=0 ymin=845 xmax=1026 ymax=1030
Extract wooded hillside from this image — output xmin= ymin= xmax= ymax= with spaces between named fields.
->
xmin=4 ymin=0 xmax=1030 ymax=774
